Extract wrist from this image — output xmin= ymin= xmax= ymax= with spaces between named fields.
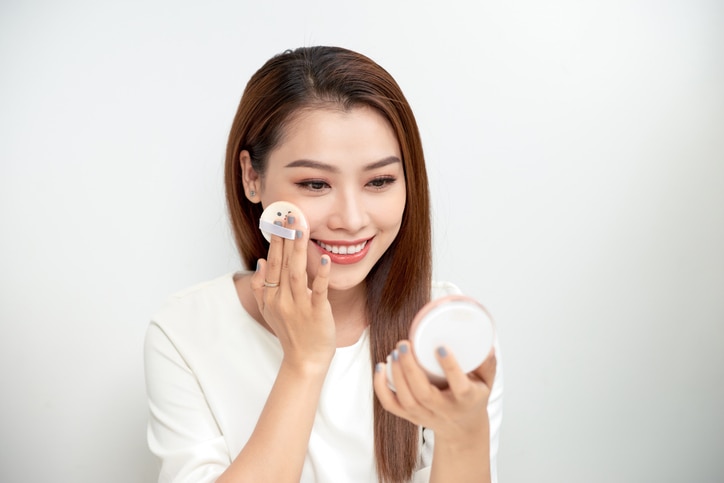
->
xmin=280 ymin=353 xmax=334 ymax=378
xmin=433 ymin=421 xmax=489 ymax=452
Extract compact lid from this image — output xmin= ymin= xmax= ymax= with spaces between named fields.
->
xmin=410 ymin=295 xmax=494 ymax=379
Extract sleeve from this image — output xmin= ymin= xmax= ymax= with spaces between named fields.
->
xmin=412 ymin=427 xmax=434 ymax=483
xmin=144 ymin=321 xmax=230 ymax=483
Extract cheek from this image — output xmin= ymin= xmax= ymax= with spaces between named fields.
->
xmin=377 ymin=192 xmax=406 ymax=231
xmin=288 ymin=200 xmax=323 ymax=229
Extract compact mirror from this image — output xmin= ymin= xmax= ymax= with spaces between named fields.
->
xmin=387 ymin=295 xmax=495 ymax=390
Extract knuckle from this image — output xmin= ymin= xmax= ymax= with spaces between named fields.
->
xmin=396 ymin=395 xmax=417 ymax=411
xmin=416 ymin=390 xmax=434 ymax=407
xmin=456 ymin=384 xmax=477 ymax=403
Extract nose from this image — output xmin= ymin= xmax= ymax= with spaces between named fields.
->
xmin=327 ymin=189 xmax=368 ymax=233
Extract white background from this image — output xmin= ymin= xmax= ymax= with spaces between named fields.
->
xmin=1 ymin=1 xmax=723 ymax=482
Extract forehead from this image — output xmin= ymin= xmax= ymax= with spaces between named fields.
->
xmin=268 ymin=106 xmax=401 ymax=168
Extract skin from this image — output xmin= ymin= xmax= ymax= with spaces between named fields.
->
xmin=217 ymin=106 xmax=496 ymax=483
xmin=374 ymin=344 xmax=496 ymax=483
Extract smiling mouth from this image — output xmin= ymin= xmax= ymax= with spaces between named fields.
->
xmin=314 ymin=239 xmax=369 ymax=255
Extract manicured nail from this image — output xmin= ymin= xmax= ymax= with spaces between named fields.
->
xmin=273 ymin=220 xmax=282 ymax=226
xmin=287 ymin=215 xmax=295 ymax=224
xmin=321 ymin=256 xmax=329 ymax=265
xmin=392 ymin=350 xmax=399 ymax=361
xmin=399 ymin=343 xmax=408 ymax=354
xmin=256 ymin=260 xmax=260 ymax=271
xmin=375 ymin=363 xmax=383 ymax=373
xmin=437 ymin=346 xmax=448 ymax=357
xmin=295 ymin=230 xmax=303 ymax=239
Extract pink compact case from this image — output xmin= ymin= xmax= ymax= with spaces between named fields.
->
xmin=387 ymin=295 xmax=495 ymax=390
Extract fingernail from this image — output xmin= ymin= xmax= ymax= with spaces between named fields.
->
xmin=273 ymin=220 xmax=283 ymax=226
xmin=256 ymin=260 xmax=260 ymax=271
xmin=296 ymin=230 xmax=303 ymax=239
xmin=399 ymin=343 xmax=408 ymax=354
xmin=437 ymin=346 xmax=447 ymax=357
xmin=321 ymin=256 xmax=329 ymax=265
xmin=375 ymin=363 xmax=383 ymax=373
xmin=392 ymin=350 xmax=399 ymax=361
xmin=287 ymin=215 xmax=295 ymax=224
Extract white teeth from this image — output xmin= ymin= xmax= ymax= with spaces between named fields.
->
xmin=316 ymin=240 xmax=367 ymax=255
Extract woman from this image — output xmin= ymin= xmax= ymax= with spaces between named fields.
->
xmin=145 ymin=46 xmax=503 ymax=483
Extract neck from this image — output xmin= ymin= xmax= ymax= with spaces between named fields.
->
xmin=328 ymin=282 xmax=368 ymax=347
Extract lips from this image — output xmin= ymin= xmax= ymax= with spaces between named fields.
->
xmin=313 ymin=238 xmax=373 ymax=265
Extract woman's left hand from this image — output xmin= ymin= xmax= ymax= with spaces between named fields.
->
xmin=373 ymin=341 xmax=497 ymax=444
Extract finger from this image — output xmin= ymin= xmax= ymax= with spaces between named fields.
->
xmin=397 ymin=341 xmax=438 ymax=409
xmin=387 ymin=347 xmax=435 ymax=420
xmin=250 ymin=259 xmax=267 ymax=310
xmin=435 ymin=346 xmax=471 ymax=395
xmin=372 ymin=362 xmax=407 ymax=419
xmin=265 ymin=221 xmax=285 ymax=288
xmin=279 ymin=218 xmax=296 ymax=290
xmin=310 ymin=255 xmax=331 ymax=309
xmin=285 ymin=215 xmax=309 ymax=301
xmin=472 ymin=347 xmax=497 ymax=389
xmin=388 ymin=349 xmax=411 ymax=401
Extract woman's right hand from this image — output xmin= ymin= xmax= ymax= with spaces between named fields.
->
xmin=250 ymin=214 xmax=336 ymax=372
xmin=218 ymin=216 xmax=336 ymax=483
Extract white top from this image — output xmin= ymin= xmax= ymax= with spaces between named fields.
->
xmin=144 ymin=272 xmax=504 ymax=483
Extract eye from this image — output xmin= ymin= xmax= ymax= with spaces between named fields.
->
xmin=367 ymin=176 xmax=397 ymax=190
xmin=296 ymin=179 xmax=330 ymax=192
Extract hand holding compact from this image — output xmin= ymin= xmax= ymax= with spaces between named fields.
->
xmin=251 ymin=201 xmax=336 ymax=371
xmin=386 ymin=296 xmax=495 ymax=391
xmin=374 ymin=296 xmax=497 ymax=442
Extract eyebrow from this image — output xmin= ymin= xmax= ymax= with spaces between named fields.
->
xmin=284 ymin=156 xmax=401 ymax=173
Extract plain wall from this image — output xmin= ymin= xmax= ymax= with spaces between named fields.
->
xmin=1 ymin=1 xmax=723 ymax=482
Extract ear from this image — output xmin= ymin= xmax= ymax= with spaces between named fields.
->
xmin=240 ymin=150 xmax=261 ymax=203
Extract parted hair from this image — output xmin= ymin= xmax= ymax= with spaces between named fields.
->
xmin=224 ymin=46 xmax=432 ymax=483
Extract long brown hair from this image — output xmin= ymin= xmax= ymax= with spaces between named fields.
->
xmin=224 ymin=46 xmax=432 ymax=483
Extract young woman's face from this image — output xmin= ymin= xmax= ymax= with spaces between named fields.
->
xmin=252 ymin=106 xmax=406 ymax=292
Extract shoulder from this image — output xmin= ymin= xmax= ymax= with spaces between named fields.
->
xmin=149 ymin=272 xmax=243 ymax=336
xmin=431 ymin=280 xmax=463 ymax=300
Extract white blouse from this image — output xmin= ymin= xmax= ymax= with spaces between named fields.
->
xmin=144 ymin=272 xmax=503 ymax=482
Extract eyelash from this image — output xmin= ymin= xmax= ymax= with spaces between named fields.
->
xmin=367 ymin=176 xmax=397 ymax=190
xmin=296 ymin=176 xmax=397 ymax=192
xmin=296 ymin=180 xmax=330 ymax=191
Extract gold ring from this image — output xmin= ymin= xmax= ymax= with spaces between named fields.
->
xmin=264 ymin=280 xmax=280 ymax=288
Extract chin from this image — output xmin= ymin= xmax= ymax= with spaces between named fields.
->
xmin=326 ymin=272 xmax=367 ymax=293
